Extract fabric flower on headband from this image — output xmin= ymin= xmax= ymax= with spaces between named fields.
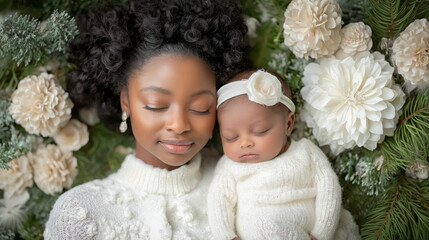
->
xmin=217 ymin=70 xmax=295 ymax=113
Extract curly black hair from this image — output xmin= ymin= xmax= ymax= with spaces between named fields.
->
xmin=67 ymin=0 xmax=249 ymax=131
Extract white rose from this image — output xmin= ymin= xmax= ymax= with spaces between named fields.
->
xmin=31 ymin=144 xmax=78 ymax=195
xmin=335 ymin=22 xmax=373 ymax=59
xmin=54 ymin=119 xmax=89 ymax=152
xmin=246 ymin=70 xmax=282 ymax=106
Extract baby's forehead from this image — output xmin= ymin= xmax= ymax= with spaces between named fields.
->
xmin=217 ymin=95 xmax=284 ymax=120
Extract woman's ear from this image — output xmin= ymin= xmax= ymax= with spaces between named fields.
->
xmin=120 ymin=88 xmax=130 ymax=116
xmin=285 ymin=112 xmax=295 ymax=136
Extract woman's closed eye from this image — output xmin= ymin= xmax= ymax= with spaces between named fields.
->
xmin=143 ymin=105 xmax=168 ymax=111
xmin=189 ymin=109 xmax=211 ymax=114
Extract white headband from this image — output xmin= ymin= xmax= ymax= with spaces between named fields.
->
xmin=217 ymin=70 xmax=295 ymax=113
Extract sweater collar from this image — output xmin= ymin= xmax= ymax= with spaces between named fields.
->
xmin=116 ymin=153 xmax=202 ymax=195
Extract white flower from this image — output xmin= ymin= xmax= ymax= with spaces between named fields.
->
xmin=54 ymin=119 xmax=89 ymax=152
xmin=0 ymin=155 xmax=33 ymax=199
xmin=79 ymin=107 xmax=100 ymax=126
xmin=246 ymin=70 xmax=282 ymax=106
xmin=335 ymin=22 xmax=373 ymax=59
xmin=9 ymin=73 xmax=73 ymax=137
xmin=301 ymin=51 xmax=406 ymax=155
xmin=374 ymin=155 xmax=384 ymax=171
xmin=114 ymin=145 xmax=135 ymax=155
xmin=392 ymin=19 xmax=429 ymax=91
xmin=31 ymin=144 xmax=78 ymax=195
xmin=283 ymin=0 xmax=342 ymax=59
xmin=34 ymin=60 xmax=61 ymax=75
xmin=0 ymin=192 xmax=29 ymax=230
xmin=245 ymin=16 xmax=260 ymax=46
xmin=405 ymin=162 xmax=429 ymax=180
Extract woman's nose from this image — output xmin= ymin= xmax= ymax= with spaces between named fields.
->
xmin=165 ymin=107 xmax=191 ymax=134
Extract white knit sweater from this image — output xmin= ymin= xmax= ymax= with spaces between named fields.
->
xmin=44 ymin=152 xmax=216 ymax=240
xmin=208 ymin=138 xmax=342 ymax=240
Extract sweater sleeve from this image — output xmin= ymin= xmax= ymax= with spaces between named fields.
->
xmin=306 ymin=140 xmax=342 ymax=240
xmin=44 ymin=189 xmax=96 ymax=240
xmin=207 ymin=156 xmax=238 ymax=240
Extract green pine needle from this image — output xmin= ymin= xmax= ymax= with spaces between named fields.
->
xmin=361 ymin=174 xmax=429 ymax=240
xmin=0 ymin=12 xmax=45 ymax=66
xmin=364 ymin=0 xmax=429 ymax=49
xmin=43 ymin=10 xmax=78 ymax=56
xmin=379 ymin=90 xmax=429 ymax=175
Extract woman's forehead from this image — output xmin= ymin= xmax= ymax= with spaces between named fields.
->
xmin=128 ymin=54 xmax=216 ymax=93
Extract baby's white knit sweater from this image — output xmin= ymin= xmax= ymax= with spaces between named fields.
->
xmin=208 ymin=138 xmax=342 ymax=240
xmin=44 ymin=153 xmax=216 ymax=240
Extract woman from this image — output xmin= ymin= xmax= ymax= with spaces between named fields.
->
xmin=44 ymin=0 xmax=248 ymax=239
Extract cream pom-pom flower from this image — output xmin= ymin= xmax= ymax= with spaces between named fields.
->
xmin=0 ymin=155 xmax=33 ymax=199
xmin=391 ymin=18 xmax=429 ymax=91
xmin=54 ymin=119 xmax=89 ymax=152
xmin=9 ymin=72 xmax=73 ymax=137
xmin=301 ymin=51 xmax=406 ymax=155
xmin=283 ymin=0 xmax=342 ymax=59
xmin=31 ymin=144 xmax=78 ymax=195
xmin=335 ymin=22 xmax=373 ymax=59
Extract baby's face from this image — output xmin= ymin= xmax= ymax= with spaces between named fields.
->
xmin=217 ymin=95 xmax=292 ymax=163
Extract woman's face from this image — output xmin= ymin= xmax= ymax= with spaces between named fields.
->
xmin=121 ymin=54 xmax=217 ymax=170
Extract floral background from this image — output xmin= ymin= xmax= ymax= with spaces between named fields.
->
xmin=0 ymin=0 xmax=428 ymax=239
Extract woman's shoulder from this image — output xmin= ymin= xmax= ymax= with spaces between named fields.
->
xmin=44 ymin=177 xmax=126 ymax=239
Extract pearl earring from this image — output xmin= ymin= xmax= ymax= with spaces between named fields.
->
xmin=119 ymin=112 xmax=128 ymax=133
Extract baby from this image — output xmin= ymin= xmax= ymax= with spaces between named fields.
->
xmin=208 ymin=69 xmax=342 ymax=240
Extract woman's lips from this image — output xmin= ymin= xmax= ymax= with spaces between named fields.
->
xmin=159 ymin=140 xmax=193 ymax=154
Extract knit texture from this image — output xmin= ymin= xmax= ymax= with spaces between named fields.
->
xmin=208 ymin=138 xmax=344 ymax=240
xmin=44 ymin=151 xmax=217 ymax=240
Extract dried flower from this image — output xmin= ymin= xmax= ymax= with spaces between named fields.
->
xmin=9 ymin=73 xmax=73 ymax=137
xmin=54 ymin=119 xmax=89 ymax=152
xmin=0 ymin=155 xmax=33 ymax=199
xmin=31 ymin=144 xmax=78 ymax=195
xmin=405 ymin=162 xmax=429 ymax=180
xmin=283 ymin=0 xmax=342 ymax=59
xmin=79 ymin=107 xmax=100 ymax=126
xmin=301 ymin=51 xmax=405 ymax=155
xmin=0 ymin=193 xmax=28 ymax=230
xmin=335 ymin=22 xmax=373 ymax=59
xmin=245 ymin=16 xmax=260 ymax=46
xmin=392 ymin=19 xmax=429 ymax=91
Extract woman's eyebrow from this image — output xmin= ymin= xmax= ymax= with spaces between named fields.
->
xmin=139 ymin=87 xmax=171 ymax=95
xmin=191 ymin=89 xmax=215 ymax=98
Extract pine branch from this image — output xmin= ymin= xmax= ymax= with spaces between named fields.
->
xmin=364 ymin=0 xmax=429 ymax=49
xmin=42 ymin=10 xmax=78 ymax=56
xmin=0 ymin=12 xmax=45 ymax=66
xmin=379 ymin=90 xmax=429 ymax=175
xmin=361 ymin=174 xmax=429 ymax=239
xmin=0 ymin=99 xmax=32 ymax=169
